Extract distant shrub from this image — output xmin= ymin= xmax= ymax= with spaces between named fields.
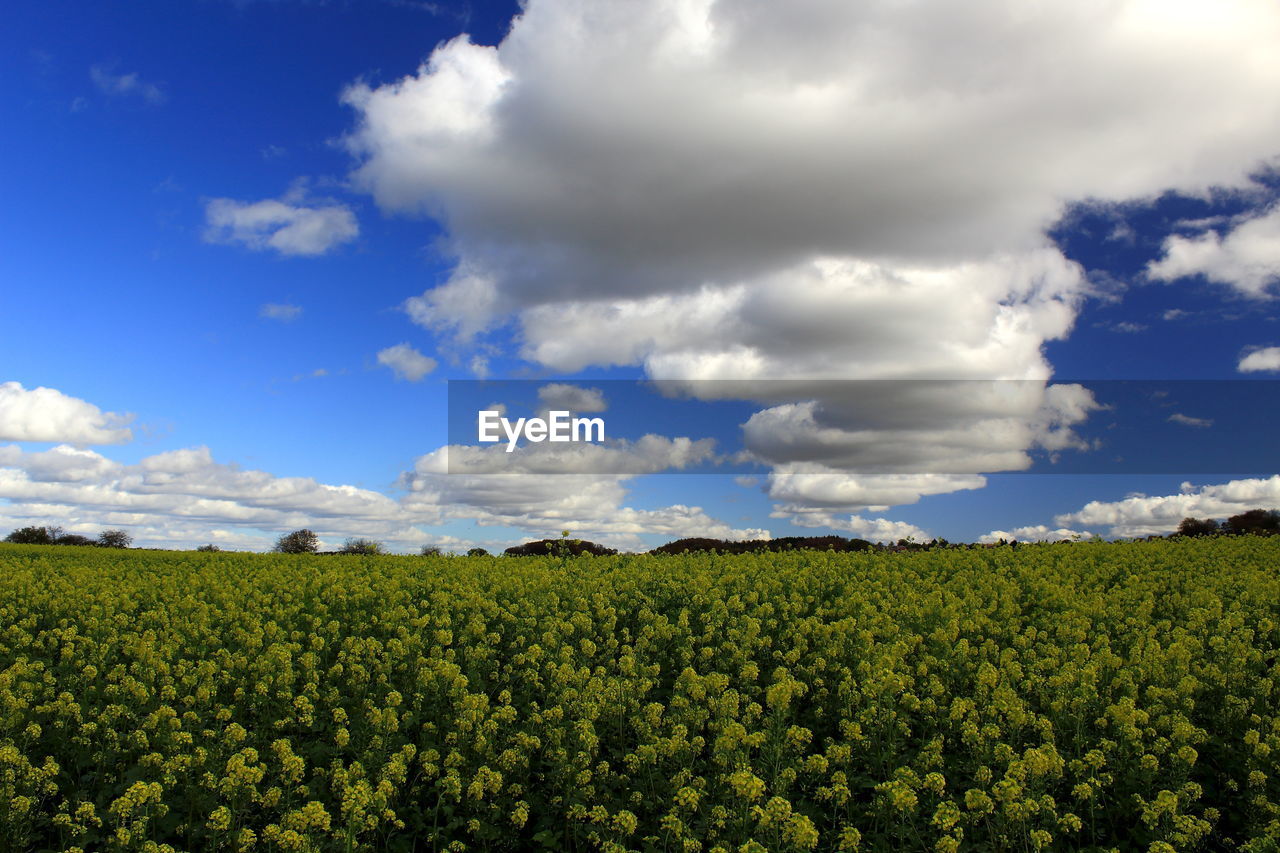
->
xmin=1177 ymin=517 xmax=1220 ymax=538
xmin=276 ymin=529 xmax=318 ymax=554
xmin=97 ymin=529 xmax=133 ymax=549
xmin=466 ymin=547 xmax=489 ymax=557
xmin=4 ymin=526 xmax=55 ymax=545
xmin=649 ymin=535 xmax=874 ymax=555
xmin=196 ymin=543 xmax=222 ymax=552
xmin=1224 ymin=509 xmax=1280 ymax=536
xmin=504 ymin=539 xmax=617 ymax=557
xmin=420 ymin=545 xmax=443 ymax=557
xmin=341 ymin=538 xmax=384 ymax=555
xmin=56 ymin=534 xmax=97 ymax=547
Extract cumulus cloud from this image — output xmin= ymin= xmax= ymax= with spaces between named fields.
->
xmin=0 ymin=444 xmax=122 ymax=482
xmin=90 ymin=65 xmax=164 ymax=104
xmin=1168 ymin=413 xmax=1214 ymax=428
xmin=435 ymin=433 xmax=716 ymax=475
xmin=345 ymin=0 xmax=1280 ymax=326
xmin=397 ymin=434 xmax=767 ymax=549
xmin=260 ymin=303 xmax=302 ymax=321
xmin=979 ymin=525 xmax=1092 ymax=544
xmin=205 ymin=194 xmax=358 ymax=256
xmin=0 ymin=434 xmax=759 ymax=552
xmin=1239 ymin=346 xmax=1280 ymax=373
xmin=1148 ymin=204 xmax=1280 ymax=297
xmin=377 ymin=343 xmax=437 ymax=381
xmin=737 ymin=381 xmax=1099 ymax=475
xmin=537 ymin=383 xmax=607 ymax=413
xmin=0 ymin=382 xmax=133 ymax=445
xmin=782 ymin=508 xmax=930 ymax=544
xmin=340 ymin=0 xmax=1280 ymax=514
xmin=765 ymin=466 xmax=986 ymax=515
xmin=1057 ymin=475 xmax=1280 ymax=538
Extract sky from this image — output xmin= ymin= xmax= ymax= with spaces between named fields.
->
xmin=2 ymin=0 xmax=1280 ymax=553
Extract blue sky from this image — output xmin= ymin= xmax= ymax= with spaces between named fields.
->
xmin=2 ymin=0 xmax=1280 ymax=552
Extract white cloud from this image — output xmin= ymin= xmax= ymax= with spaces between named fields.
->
xmin=1057 ymin=475 xmax=1280 ymax=538
xmin=205 ymin=195 xmax=358 ymax=257
xmin=398 ymin=438 xmax=766 ymax=549
xmin=784 ymin=509 xmax=929 ymax=544
xmin=432 ymin=433 xmax=716 ymax=475
xmin=0 ymin=382 xmax=133 ymax=445
xmin=979 ymin=525 xmax=1092 ymax=544
xmin=1168 ymin=412 xmax=1213 ymax=428
xmin=0 ymin=430 xmax=758 ymax=552
xmin=537 ymin=383 xmax=607 ymax=413
xmin=90 ymin=65 xmax=164 ymax=104
xmin=0 ymin=444 xmax=121 ymax=482
xmin=1239 ymin=346 xmax=1280 ymax=373
xmin=1148 ymin=204 xmax=1280 ymax=297
xmin=346 ymin=0 xmax=1280 ymax=328
xmin=765 ymin=466 xmax=986 ymax=514
xmin=341 ymin=0 xmax=1280 ymax=512
xmin=377 ymin=343 xmax=437 ymax=381
xmin=260 ymin=303 xmax=302 ymax=321
xmin=737 ymin=381 xmax=1099 ymax=475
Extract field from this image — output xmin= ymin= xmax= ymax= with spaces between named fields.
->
xmin=1 ymin=539 xmax=1279 ymax=853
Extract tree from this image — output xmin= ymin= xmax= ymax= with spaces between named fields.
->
xmin=196 ymin=543 xmax=221 ymax=552
xmin=97 ymin=529 xmax=133 ymax=548
xmin=1224 ymin=509 xmax=1280 ymax=536
xmin=4 ymin=526 xmax=55 ymax=545
xmin=421 ymin=545 xmax=443 ymax=556
xmin=276 ymin=529 xmax=318 ymax=554
xmin=56 ymin=534 xmax=96 ymax=547
xmin=466 ymin=547 xmax=489 ymax=557
xmin=341 ymin=538 xmax=383 ymax=555
xmin=1176 ymin=517 xmax=1220 ymax=538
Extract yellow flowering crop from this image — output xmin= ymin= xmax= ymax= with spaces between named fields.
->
xmin=1 ymin=537 xmax=1279 ymax=850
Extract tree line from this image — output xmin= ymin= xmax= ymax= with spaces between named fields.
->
xmin=1175 ymin=508 xmax=1280 ymax=538
xmin=3 ymin=525 xmax=132 ymax=548
xmin=7 ymin=509 xmax=1278 ymax=557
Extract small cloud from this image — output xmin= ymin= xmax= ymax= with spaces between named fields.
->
xmin=1148 ymin=204 xmax=1280 ymax=298
xmin=259 ymin=303 xmax=302 ymax=321
xmin=537 ymin=383 xmax=607 ymax=413
xmin=205 ymin=194 xmax=358 ymax=257
xmin=979 ymin=525 xmax=1092 ymax=544
xmin=1101 ymin=321 xmax=1147 ymax=334
xmin=1162 ymin=308 xmax=1190 ymax=321
xmin=261 ymin=145 xmax=287 ymax=160
xmin=1168 ymin=413 xmax=1213 ymax=428
xmin=292 ymin=368 xmax=329 ymax=381
xmin=1239 ymin=346 xmax=1280 ymax=373
xmin=734 ymin=475 xmax=760 ymax=488
xmin=69 ymin=96 xmax=88 ymax=113
xmin=377 ymin=343 xmax=437 ymax=382
xmin=152 ymin=176 xmax=182 ymax=194
xmin=1105 ymin=222 xmax=1136 ymax=244
xmin=90 ymin=65 xmax=165 ymax=105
